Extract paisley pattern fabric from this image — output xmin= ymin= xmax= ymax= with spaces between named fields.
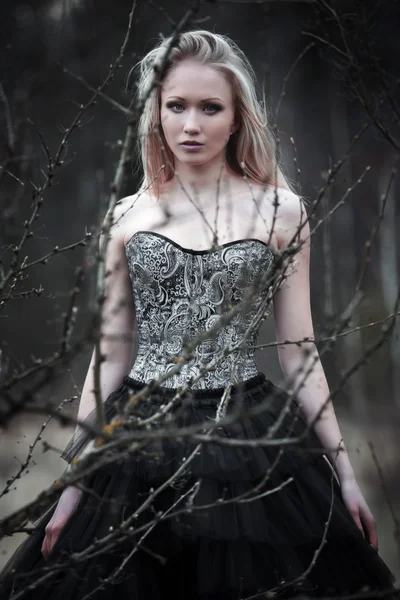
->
xmin=125 ymin=231 xmax=276 ymax=388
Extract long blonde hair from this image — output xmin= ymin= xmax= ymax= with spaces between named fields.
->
xmin=127 ymin=30 xmax=297 ymax=200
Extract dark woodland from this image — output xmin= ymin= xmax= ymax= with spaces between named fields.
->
xmin=0 ymin=0 xmax=399 ymax=595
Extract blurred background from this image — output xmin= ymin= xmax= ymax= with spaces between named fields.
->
xmin=0 ymin=0 xmax=399 ymax=580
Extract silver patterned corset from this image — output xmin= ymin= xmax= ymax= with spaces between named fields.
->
xmin=126 ymin=231 xmax=276 ymax=388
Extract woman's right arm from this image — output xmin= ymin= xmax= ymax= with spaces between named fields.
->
xmin=42 ymin=208 xmax=136 ymax=558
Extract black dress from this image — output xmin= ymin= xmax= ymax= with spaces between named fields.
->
xmin=1 ymin=231 xmax=397 ymax=599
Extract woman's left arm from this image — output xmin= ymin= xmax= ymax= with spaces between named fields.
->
xmin=272 ymin=191 xmax=378 ymax=549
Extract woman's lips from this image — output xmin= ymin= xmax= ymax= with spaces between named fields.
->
xmin=180 ymin=143 xmax=204 ymax=150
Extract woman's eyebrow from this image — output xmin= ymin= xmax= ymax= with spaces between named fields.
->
xmin=166 ymin=96 xmax=224 ymax=103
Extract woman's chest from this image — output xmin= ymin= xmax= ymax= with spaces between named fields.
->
xmin=123 ymin=196 xmax=280 ymax=254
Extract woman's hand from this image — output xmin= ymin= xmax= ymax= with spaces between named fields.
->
xmin=340 ymin=478 xmax=378 ymax=551
xmin=41 ymin=485 xmax=82 ymax=560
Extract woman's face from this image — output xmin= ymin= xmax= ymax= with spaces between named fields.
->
xmin=160 ymin=59 xmax=237 ymax=167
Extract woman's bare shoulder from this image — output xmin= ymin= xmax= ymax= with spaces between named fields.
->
xmin=262 ymin=188 xmax=307 ymax=250
xmin=111 ymin=191 xmax=161 ymax=244
xmin=115 ymin=191 xmax=156 ymax=220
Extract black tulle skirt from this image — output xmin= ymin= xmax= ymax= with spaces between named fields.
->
xmin=1 ymin=373 xmax=397 ymax=599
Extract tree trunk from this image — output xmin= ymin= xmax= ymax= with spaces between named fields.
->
xmin=329 ymin=80 xmax=367 ymax=419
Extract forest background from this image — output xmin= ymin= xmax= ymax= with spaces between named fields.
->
xmin=0 ymin=0 xmax=399 ymax=583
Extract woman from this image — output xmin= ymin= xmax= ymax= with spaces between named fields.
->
xmin=1 ymin=30 xmax=397 ymax=599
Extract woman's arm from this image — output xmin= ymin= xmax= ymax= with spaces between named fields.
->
xmin=42 ymin=208 xmax=136 ymax=558
xmin=272 ymin=191 xmax=355 ymax=483
xmin=65 ymin=206 xmax=136 ymax=465
xmin=271 ymin=192 xmax=379 ymax=550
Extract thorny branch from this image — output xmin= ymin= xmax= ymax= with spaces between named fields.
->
xmin=0 ymin=1 xmax=399 ymax=598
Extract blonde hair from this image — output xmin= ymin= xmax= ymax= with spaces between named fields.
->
xmin=127 ymin=29 xmax=297 ymax=200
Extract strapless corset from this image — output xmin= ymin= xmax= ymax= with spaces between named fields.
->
xmin=125 ymin=231 xmax=276 ymax=388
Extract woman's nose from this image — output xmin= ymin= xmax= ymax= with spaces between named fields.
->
xmin=183 ymin=110 xmax=201 ymax=133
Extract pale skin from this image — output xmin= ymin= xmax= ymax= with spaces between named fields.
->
xmin=41 ymin=59 xmax=378 ymax=559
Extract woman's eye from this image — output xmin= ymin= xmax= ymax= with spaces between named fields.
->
xmin=166 ymin=103 xmax=221 ymax=114
xmin=205 ymin=104 xmax=221 ymax=114
xmin=168 ymin=103 xmax=184 ymax=111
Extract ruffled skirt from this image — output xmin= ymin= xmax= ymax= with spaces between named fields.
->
xmin=1 ymin=373 xmax=397 ymax=599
